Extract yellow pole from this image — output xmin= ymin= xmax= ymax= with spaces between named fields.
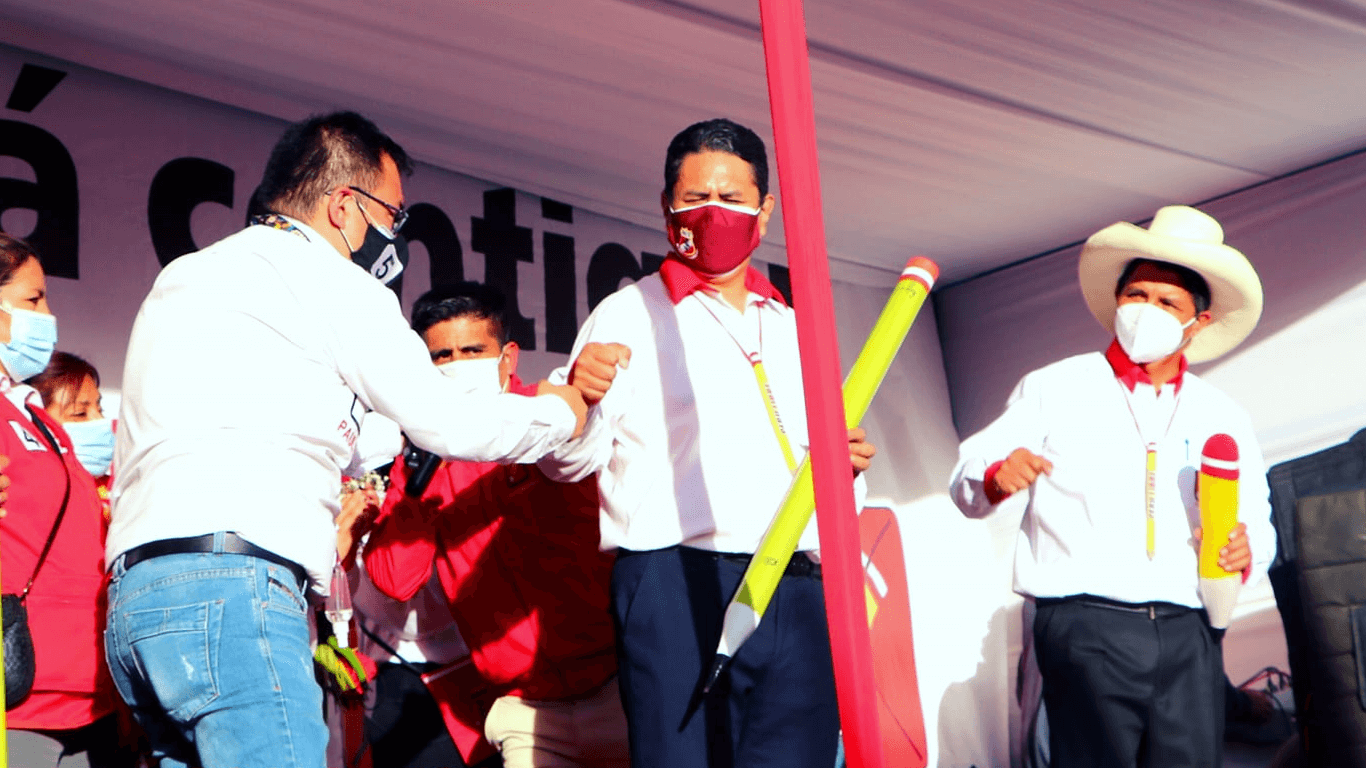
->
xmin=704 ymin=256 xmax=938 ymax=690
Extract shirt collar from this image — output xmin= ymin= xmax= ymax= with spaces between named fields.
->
xmin=507 ymin=373 xmax=534 ymax=397
xmin=1105 ymin=339 xmax=1187 ymax=393
xmin=0 ymin=373 xmax=43 ymax=410
xmin=658 ymin=257 xmax=788 ymax=308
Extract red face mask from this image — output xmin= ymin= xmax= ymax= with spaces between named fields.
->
xmin=666 ymin=201 xmax=762 ymax=276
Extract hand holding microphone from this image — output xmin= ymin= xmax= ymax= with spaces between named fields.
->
xmin=1197 ymin=522 xmax=1250 ymax=574
xmin=1196 ymin=433 xmax=1245 ymax=629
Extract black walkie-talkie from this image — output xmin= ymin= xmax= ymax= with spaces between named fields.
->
xmin=401 ymin=439 xmax=442 ymax=498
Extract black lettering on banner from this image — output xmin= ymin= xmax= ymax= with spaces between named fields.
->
xmin=541 ymin=197 xmax=576 ymax=354
xmin=544 ymin=232 xmax=577 ymax=354
xmin=0 ymin=120 xmax=79 ymax=279
xmin=402 ymin=203 xmax=463 ymax=289
xmin=243 ymin=184 xmax=269 ymax=225
xmin=6 ymin=64 xmax=66 ymax=113
xmin=471 ymin=188 xmax=535 ymax=349
xmin=540 ymin=197 xmax=573 ymax=223
xmin=586 ymin=244 xmax=666 ymax=311
xmin=148 ymin=157 xmax=235 ymax=267
xmin=766 ymin=263 xmax=794 ymax=307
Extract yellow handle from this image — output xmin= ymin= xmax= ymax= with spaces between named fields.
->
xmin=1199 ymin=474 xmax=1240 ymax=579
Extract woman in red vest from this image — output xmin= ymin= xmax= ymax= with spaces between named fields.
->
xmin=0 ymin=234 xmax=131 ymax=766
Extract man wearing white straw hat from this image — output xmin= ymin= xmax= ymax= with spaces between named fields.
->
xmin=950 ymin=205 xmax=1276 ymax=767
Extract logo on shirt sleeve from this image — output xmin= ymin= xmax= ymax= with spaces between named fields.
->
xmin=9 ymin=421 xmax=47 ymax=452
xmin=336 ymin=395 xmax=363 ymax=451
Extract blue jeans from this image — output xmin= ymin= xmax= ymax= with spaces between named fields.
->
xmin=105 ymin=537 xmax=327 ymax=768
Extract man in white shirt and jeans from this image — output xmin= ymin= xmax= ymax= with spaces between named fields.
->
xmin=950 ymin=205 xmax=1276 ymax=768
xmin=103 ymin=111 xmax=586 ymax=768
xmin=539 ymin=118 xmax=875 ymax=768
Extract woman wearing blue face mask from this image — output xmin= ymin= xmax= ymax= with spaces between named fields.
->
xmin=0 ymin=235 xmax=136 ymax=767
xmin=31 ymin=352 xmax=115 ymax=509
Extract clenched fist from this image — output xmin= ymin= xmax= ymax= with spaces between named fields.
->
xmin=568 ymin=342 xmax=631 ymax=405
xmin=993 ymin=447 xmax=1053 ymax=498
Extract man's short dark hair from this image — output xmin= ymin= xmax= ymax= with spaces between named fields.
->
xmin=411 ymin=282 xmax=509 ymax=344
xmin=256 ymin=111 xmax=413 ymax=220
xmin=1115 ymin=258 xmax=1212 ymax=315
xmin=664 ymin=118 xmax=769 ymax=199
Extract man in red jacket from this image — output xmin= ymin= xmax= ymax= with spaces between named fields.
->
xmin=364 ymin=282 xmax=627 ymax=768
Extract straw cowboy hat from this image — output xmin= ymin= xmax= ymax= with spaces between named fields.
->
xmin=1078 ymin=205 xmax=1263 ymax=363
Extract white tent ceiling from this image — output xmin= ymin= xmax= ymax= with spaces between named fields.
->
xmin=3 ymin=0 xmax=1366 ymax=283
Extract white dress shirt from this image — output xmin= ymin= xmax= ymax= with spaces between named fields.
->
xmin=540 ymin=269 xmax=865 ymax=554
xmin=108 ymin=220 xmax=575 ymax=589
xmin=950 ymin=348 xmax=1276 ymax=607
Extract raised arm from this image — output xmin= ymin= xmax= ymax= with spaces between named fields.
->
xmin=336 ymin=281 xmax=585 ymax=464
xmin=949 ymin=373 xmax=1049 ymax=518
xmin=537 ymin=304 xmax=635 ymax=483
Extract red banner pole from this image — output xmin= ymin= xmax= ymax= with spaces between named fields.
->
xmin=755 ymin=2 xmax=884 ymax=767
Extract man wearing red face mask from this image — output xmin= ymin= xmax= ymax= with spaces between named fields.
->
xmin=537 ymin=119 xmax=876 ymax=768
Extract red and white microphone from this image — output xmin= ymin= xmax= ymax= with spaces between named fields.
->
xmin=1197 ymin=434 xmax=1241 ymax=629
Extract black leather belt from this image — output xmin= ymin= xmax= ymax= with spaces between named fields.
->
xmin=616 ymin=546 xmax=823 ymax=579
xmin=714 ymin=550 xmax=822 ymax=579
xmin=1036 ymin=594 xmax=1196 ymax=620
xmin=120 ymin=533 xmax=308 ymax=591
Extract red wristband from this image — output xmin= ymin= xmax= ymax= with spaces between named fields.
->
xmin=984 ymin=460 xmax=1008 ymax=505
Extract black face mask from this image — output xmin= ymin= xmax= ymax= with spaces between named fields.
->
xmin=349 ymin=223 xmax=409 ymax=285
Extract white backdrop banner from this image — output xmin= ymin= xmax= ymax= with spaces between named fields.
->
xmin=0 ymin=44 xmax=804 ymax=388
xmin=0 ymin=43 xmax=1011 ymax=767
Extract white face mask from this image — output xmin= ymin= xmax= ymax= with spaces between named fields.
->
xmin=1114 ymin=303 xmax=1196 ymax=363
xmin=436 ymin=355 xmax=506 ymax=395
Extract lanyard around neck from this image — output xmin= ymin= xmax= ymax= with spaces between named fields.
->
xmin=252 ymin=213 xmax=310 ymax=242
xmin=1117 ymin=380 xmax=1183 ymax=560
xmin=692 ymin=293 xmax=799 ymax=474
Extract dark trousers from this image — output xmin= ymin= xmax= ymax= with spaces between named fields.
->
xmin=1034 ymin=597 xmax=1225 ymax=768
xmin=365 ymin=662 xmax=502 ymax=768
xmin=9 ymin=714 xmax=141 ymax=768
xmin=611 ymin=546 xmax=838 ymax=768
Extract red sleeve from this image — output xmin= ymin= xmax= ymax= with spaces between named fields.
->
xmin=983 ymin=460 xmax=1009 ymax=506
xmin=362 ymin=455 xmax=441 ymax=602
